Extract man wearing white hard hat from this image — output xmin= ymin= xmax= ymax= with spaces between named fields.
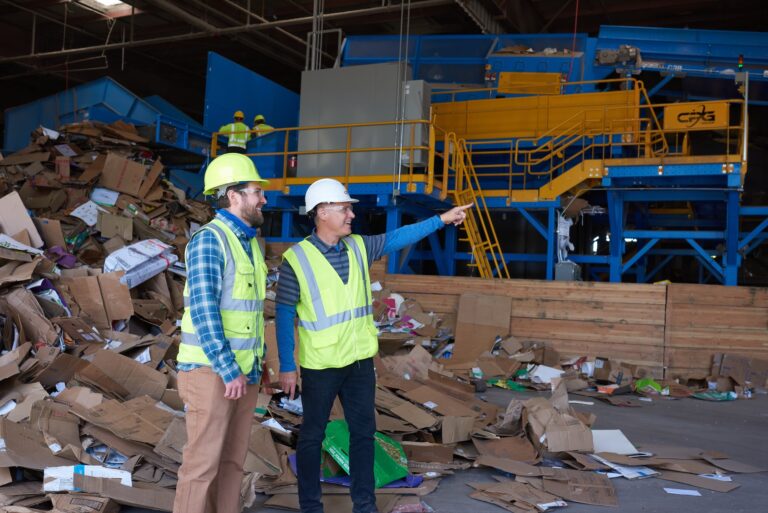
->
xmin=275 ymin=178 xmax=471 ymax=513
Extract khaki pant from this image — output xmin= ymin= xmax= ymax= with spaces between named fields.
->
xmin=173 ymin=367 xmax=259 ymax=513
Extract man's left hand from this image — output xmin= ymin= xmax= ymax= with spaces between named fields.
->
xmin=440 ymin=203 xmax=473 ymax=226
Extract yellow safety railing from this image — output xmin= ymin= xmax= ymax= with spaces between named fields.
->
xmin=433 ymin=127 xmax=510 ymax=279
xmin=211 ymin=119 xmax=435 ymax=194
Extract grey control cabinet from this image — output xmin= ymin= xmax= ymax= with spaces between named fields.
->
xmin=297 ymin=63 xmax=430 ymax=177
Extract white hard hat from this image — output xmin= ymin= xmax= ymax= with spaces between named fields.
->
xmin=304 ymin=178 xmax=358 ymax=212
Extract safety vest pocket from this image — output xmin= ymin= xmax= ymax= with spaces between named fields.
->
xmin=306 ymin=332 xmax=340 ymax=349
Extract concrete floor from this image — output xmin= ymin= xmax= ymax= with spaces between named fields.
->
xmin=127 ymin=388 xmax=768 ymax=513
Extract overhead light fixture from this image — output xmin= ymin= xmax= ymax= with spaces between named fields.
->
xmin=75 ymin=0 xmax=133 ymax=17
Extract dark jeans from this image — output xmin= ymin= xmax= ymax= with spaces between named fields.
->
xmin=297 ymin=358 xmax=377 ymax=513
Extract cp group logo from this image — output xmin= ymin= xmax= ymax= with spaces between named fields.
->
xmin=676 ymin=104 xmax=716 ymax=128
xmin=664 ymin=102 xmax=727 ymax=131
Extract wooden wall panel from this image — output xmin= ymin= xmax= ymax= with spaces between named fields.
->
xmin=664 ymin=284 xmax=768 ymax=378
xmin=383 ymin=275 xmax=768 ymax=380
xmin=384 ymin=274 xmax=667 ymax=375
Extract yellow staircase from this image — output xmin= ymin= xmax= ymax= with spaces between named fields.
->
xmin=447 ymin=134 xmax=510 ymax=279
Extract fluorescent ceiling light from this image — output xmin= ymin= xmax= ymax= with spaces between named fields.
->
xmin=93 ymin=0 xmax=125 ymax=6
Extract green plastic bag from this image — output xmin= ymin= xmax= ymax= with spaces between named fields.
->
xmin=321 ymin=419 xmax=409 ymax=488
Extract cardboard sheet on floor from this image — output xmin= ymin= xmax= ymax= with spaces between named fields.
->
xmin=451 ymin=293 xmax=512 ymax=363
xmin=381 ymin=345 xmax=434 ymax=380
xmin=441 ymin=415 xmax=475 ymax=444
xmin=264 ymin=493 xmax=398 ymax=513
xmin=476 ymin=455 xmax=549 ymax=476
xmin=403 ymin=384 xmax=477 ymax=418
xmin=541 ymin=468 xmax=618 ymax=506
xmin=658 ymin=471 xmax=741 ymax=492
xmin=401 ymin=441 xmax=454 ymax=464
xmin=49 ymin=493 xmax=119 ymax=513
xmin=591 ymin=429 xmax=638 ymax=455
xmin=73 ymin=474 xmax=175 ymax=512
xmin=703 ymin=456 xmax=766 ymax=474
xmin=473 ymin=435 xmax=539 ymax=464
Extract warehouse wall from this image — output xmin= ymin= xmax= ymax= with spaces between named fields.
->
xmin=382 ymin=275 xmax=768 ymax=379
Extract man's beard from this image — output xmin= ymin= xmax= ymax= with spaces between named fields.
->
xmin=243 ymin=204 xmax=264 ymax=227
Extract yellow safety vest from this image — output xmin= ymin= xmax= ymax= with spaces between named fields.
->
xmin=253 ymin=123 xmax=275 ymax=137
xmin=219 ymin=122 xmax=251 ymax=149
xmin=179 ymin=218 xmax=266 ymax=375
xmin=283 ymin=235 xmax=378 ymax=370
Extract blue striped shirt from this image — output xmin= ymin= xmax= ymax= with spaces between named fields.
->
xmin=275 ymin=215 xmax=444 ymax=372
xmin=178 ymin=211 xmax=261 ymax=385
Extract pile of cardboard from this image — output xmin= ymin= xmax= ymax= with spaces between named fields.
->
xmin=0 ymin=123 xmax=196 ymax=511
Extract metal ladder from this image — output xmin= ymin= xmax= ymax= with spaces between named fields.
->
xmin=449 ymin=135 xmax=510 ymax=279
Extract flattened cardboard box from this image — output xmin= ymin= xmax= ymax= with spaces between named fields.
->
xmin=0 ymin=191 xmax=44 ymax=247
xmin=49 ymin=493 xmax=120 ymax=513
xmin=452 ymin=293 xmax=512 ymax=363
xmin=400 ymin=441 xmax=454 ymax=464
xmin=98 ymin=153 xmax=146 ymax=196
xmin=97 ymin=212 xmax=133 ymax=241
xmin=0 ymin=418 xmax=74 ymax=470
xmin=74 ymin=474 xmax=175 ymax=512
xmin=4 ymin=287 xmax=59 ymax=345
xmin=62 ymin=272 xmax=133 ymax=329
xmin=92 ymin=350 xmax=168 ymax=401
xmin=712 ymin=353 xmax=768 ymax=387
xmin=403 ymin=384 xmax=478 ymax=418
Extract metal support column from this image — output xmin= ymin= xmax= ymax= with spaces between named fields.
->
xmin=385 ymin=204 xmax=402 ymax=274
xmin=724 ymin=190 xmax=740 ymax=285
xmin=607 ymin=191 xmax=624 ymax=282
xmin=546 ymin=206 xmax=555 ymax=280
xmin=281 ymin=210 xmax=293 ymax=239
xmin=445 ymin=225 xmax=457 ymax=276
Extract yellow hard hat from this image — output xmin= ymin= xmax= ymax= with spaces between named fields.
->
xmin=234 ymin=110 xmax=245 ymax=119
xmin=254 ymin=114 xmax=265 ymax=123
xmin=203 ymin=153 xmax=268 ymax=196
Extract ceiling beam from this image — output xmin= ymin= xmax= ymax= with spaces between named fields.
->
xmin=454 ymin=0 xmax=505 ymax=34
xmin=141 ymin=0 xmax=303 ymax=68
xmin=0 ymin=0 xmax=455 ymax=64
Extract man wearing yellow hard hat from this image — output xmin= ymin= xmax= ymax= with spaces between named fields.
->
xmin=219 ymin=110 xmax=251 ymax=153
xmin=252 ymin=113 xmax=275 ymax=137
xmin=173 ymin=153 xmax=269 ymax=513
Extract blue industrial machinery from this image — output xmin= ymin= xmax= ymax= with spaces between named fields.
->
xmin=248 ymin=25 xmax=768 ymax=285
xmin=2 ymin=76 xmax=212 ymax=156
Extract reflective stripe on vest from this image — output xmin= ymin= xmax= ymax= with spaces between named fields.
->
xmin=180 ymin=331 xmax=258 ymax=350
xmin=289 ymin=238 xmax=373 ymax=332
xmin=223 ymin=122 xmax=249 ymax=148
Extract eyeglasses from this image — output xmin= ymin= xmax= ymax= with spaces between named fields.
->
xmin=238 ymin=188 xmax=265 ymax=198
xmin=322 ymin=204 xmax=354 ymax=214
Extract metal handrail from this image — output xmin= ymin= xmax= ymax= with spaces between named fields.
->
xmin=210 ymin=119 xmax=433 ymax=191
